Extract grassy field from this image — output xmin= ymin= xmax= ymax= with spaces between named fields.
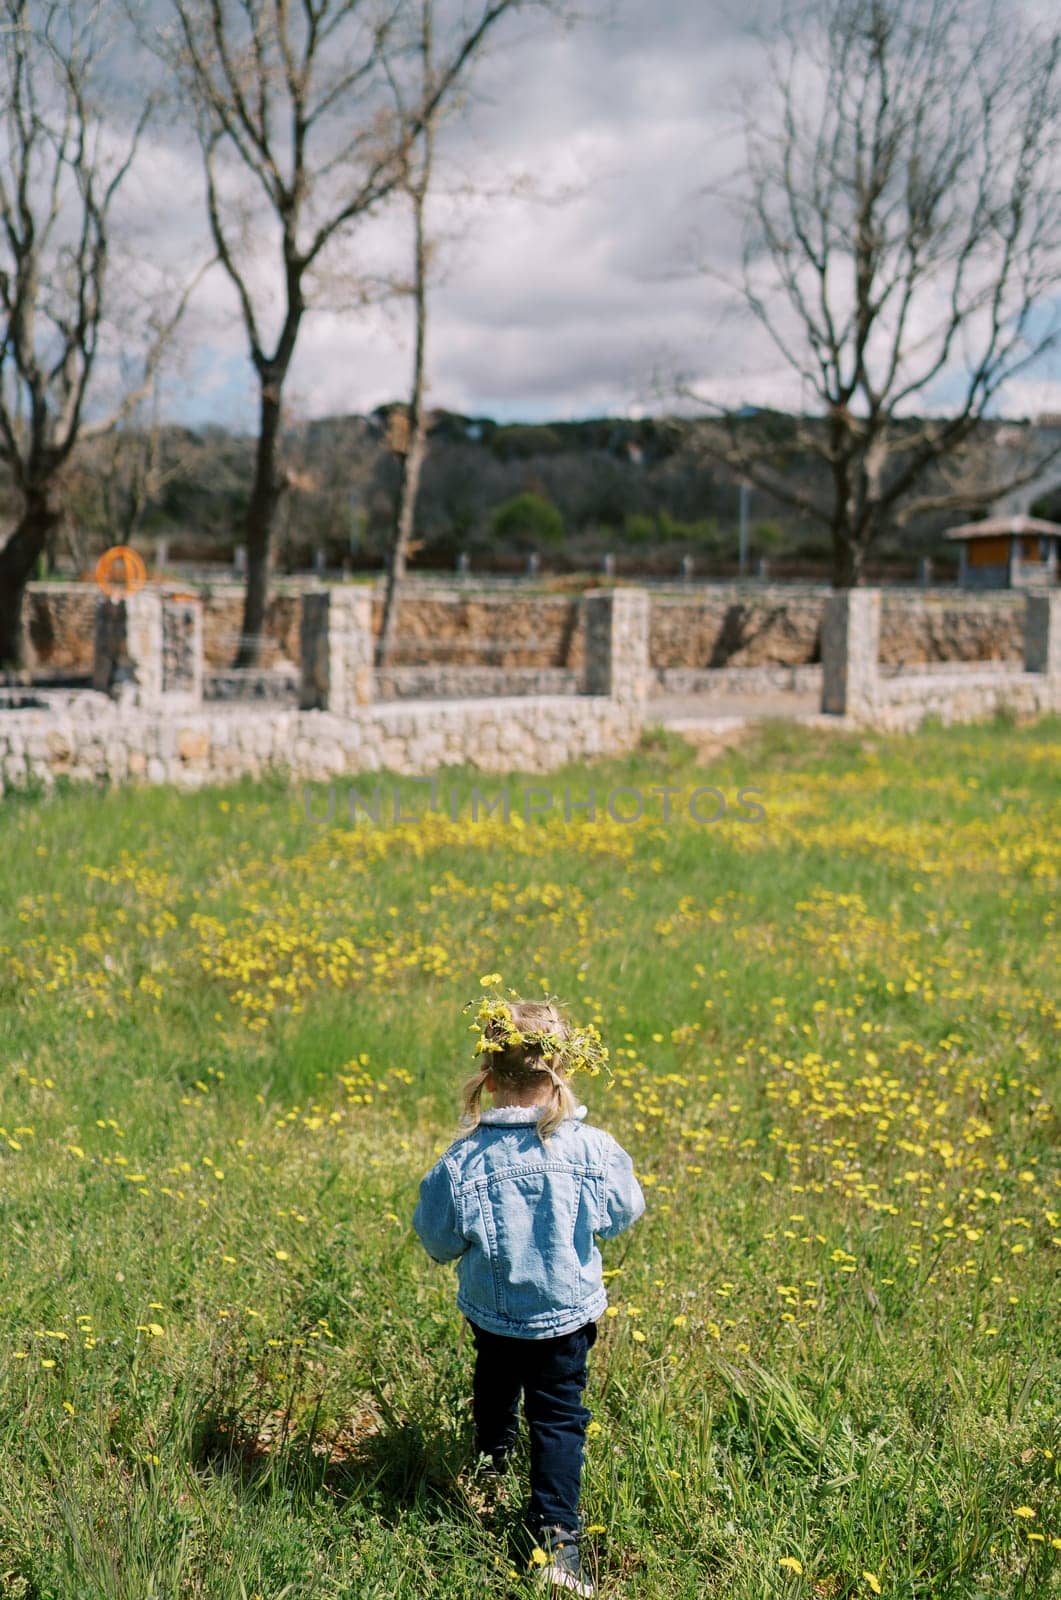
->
xmin=0 ymin=715 xmax=1058 ymax=1600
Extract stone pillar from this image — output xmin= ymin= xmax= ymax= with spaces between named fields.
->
xmin=821 ymin=589 xmax=880 ymax=717
xmin=584 ymin=587 xmax=650 ymax=703
xmin=1024 ymin=592 xmax=1061 ymax=677
xmin=93 ymin=592 xmax=164 ymax=704
xmin=161 ymin=597 xmax=204 ymax=706
xmin=94 ymin=592 xmax=204 ymax=707
xmin=299 ymin=587 xmax=374 ymax=713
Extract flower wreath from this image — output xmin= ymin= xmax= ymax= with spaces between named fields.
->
xmin=464 ymin=979 xmax=611 ymax=1079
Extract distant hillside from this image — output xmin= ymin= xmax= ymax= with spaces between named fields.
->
xmin=26 ymin=406 xmax=1061 ymax=580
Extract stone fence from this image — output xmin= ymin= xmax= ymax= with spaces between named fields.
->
xmin=0 ymin=587 xmax=647 ymax=794
xmin=1 ymin=587 xmax=1057 ymax=795
xmin=375 ymin=666 xmax=580 ymax=700
xmin=22 ymin=579 xmax=1031 ymax=684
xmin=0 ymin=692 xmax=642 ymax=793
xmin=820 ymin=591 xmax=1060 ymax=729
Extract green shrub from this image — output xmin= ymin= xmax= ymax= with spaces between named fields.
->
xmin=624 ymin=511 xmax=726 ymax=547
xmin=661 ymin=512 xmax=724 ymax=546
xmin=754 ymin=520 xmax=784 ymax=551
xmin=690 ymin=517 xmax=724 ymax=549
xmin=623 ymin=512 xmax=657 ymax=543
xmin=490 ymin=491 xmax=565 ymax=546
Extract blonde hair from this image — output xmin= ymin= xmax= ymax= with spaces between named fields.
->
xmin=461 ymin=999 xmax=579 ymax=1142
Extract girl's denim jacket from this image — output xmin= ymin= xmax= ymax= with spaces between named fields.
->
xmin=412 ymin=1104 xmax=645 ymax=1339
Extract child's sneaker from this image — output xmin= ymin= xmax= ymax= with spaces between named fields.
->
xmin=535 ymin=1526 xmax=595 ymax=1597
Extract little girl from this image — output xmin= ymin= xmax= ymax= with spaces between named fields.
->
xmin=413 ymin=994 xmax=644 ymax=1597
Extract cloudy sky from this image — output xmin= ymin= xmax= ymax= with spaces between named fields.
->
xmin=113 ymin=0 xmax=1060 ymax=430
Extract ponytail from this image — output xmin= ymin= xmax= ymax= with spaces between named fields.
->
xmin=535 ymin=1063 xmax=579 ymax=1142
xmin=459 ymin=1064 xmax=491 ymax=1135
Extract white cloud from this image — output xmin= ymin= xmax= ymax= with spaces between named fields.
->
xmin=102 ymin=0 xmax=1059 ymax=428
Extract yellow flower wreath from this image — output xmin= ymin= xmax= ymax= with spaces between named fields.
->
xmin=465 ymin=985 xmax=611 ymax=1079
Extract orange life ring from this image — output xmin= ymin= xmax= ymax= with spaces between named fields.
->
xmin=95 ymin=546 xmax=148 ymax=598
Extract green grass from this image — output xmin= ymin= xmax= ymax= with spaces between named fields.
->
xmin=0 ymin=715 xmax=1058 ymax=1599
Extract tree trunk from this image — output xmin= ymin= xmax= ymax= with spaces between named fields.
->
xmin=830 ymin=532 xmax=866 ymax=589
xmin=376 ymin=284 xmax=429 ymax=670
xmin=235 ymin=382 xmax=287 ymax=668
xmin=377 ymin=426 xmax=428 ymax=669
xmin=0 ymin=489 xmax=63 ymax=670
xmin=377 ymin=98 xmax=434 ymax=672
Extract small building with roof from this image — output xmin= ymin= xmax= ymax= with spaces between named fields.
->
xmin=945 ymin=514 xmax=1060 ymax=589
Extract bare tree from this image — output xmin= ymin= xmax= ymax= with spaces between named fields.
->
xmin=98 ymin=390 xmax=175 ymax=545
xmin=376 ymin=0 xmax=436 ymax=670
xmin=158 ymin=0 xmax=525 ymax=668
xmin=64 ymin=370 xmax=201 ymax=566
xmin=375 ymin=1 xmax=574 ymax=664
xmin=687 ymin=0 xmax=1061 ymax=586
xmin=0 ymin=0 xmax=183 ymax=667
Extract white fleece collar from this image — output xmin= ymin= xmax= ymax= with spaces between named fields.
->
xmin=477 ymin=1104 xmax=589 ymax=1125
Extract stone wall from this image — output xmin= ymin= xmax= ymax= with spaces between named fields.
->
xmin=24 ymin=586 xmax=99 ymax=673
xmin=299 ymin=584 xmax=645 ymax=712
xmin=376 ymin=666 xmax=579 ymax=700
xmin=23 ymin=583 xmax=303 ymax=674
xmin=655 ymin=664 xmax=823 ymax=695
xmin=199 ymin=587 xmax=302 ymax=668
xmin=204 ymin=669 xmax=299 ymax=703
xmin=369 ymin=592 xmax=585 ymax=669
xmin=650 ymin=591 xmax=823 ymax=668
xmin=93 ymin=593 xmax=203 ymax=709
xmin=0 ymin=692 xmax=641 ymax=794
xmin=877 ymin=593 xmax=1024 ymax=666
xmin=820 ymin=590 xmax=1060 ymax=727
xmin=650 ymin=588 xmax=1025 ymax=668
xmin=870 ymin=671 xmax=1058 ymax=730
xmin=4 ymin=585 xmax=1058 ymax=794
xmin=23 ymin=580 xmax=1031 ymax=680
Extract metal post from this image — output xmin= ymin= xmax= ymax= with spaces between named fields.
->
xmin=739 ymin=481 xmax=750 ymax=576
xmin=348 ymin=490 xmax=361 ymax=558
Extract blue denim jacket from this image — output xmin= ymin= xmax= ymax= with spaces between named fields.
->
xmin=412 ymin=1104 xmax=645 ymax=1338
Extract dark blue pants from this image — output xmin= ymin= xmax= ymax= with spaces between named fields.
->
xmin=469 ymin=1318 xmax=598 ymax=1533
